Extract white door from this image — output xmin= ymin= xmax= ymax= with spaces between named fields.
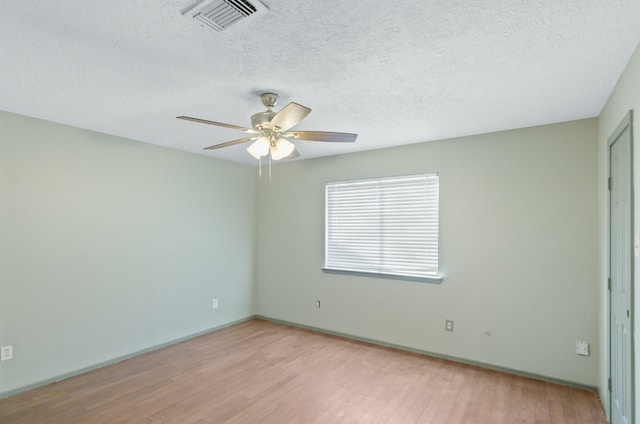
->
xmin=609 ymin=111 xmax=634 ymax=424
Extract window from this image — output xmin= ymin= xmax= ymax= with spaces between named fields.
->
xmin=324 ymin=174 xmax=440 ymax=282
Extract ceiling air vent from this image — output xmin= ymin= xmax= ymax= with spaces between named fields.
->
xmin=181 ymin=0 xmax=268 ymax=33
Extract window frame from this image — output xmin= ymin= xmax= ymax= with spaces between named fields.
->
xmin=323 ymin=173 xmax=442 ymax=284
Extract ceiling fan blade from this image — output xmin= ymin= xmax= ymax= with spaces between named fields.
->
xmin=204 ymin=136 xmax=258 ymax=150
xmin=177 ymin=116 xmax=256 ymax=133
xmin=269 ymin=102 xmax=311 ymax=132
xmin=284 ymin=130 xmax=358 ymax=143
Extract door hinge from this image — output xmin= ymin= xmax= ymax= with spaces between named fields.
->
xmin=608 ymin=277 xmax=611 ymax=291
xmin=608 ymin=378 xmax=612 ymax=392
xmin=608 ymin=177 xmax=612 ymax=191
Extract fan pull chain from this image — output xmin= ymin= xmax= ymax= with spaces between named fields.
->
xmin=258 ymin=156 xmax=262 ymax=178
xmin=269 ymin=154 xmax=272 ymax=182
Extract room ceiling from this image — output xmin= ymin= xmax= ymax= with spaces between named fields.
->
xmin=2 ymin=1 xmax=640 ymax=165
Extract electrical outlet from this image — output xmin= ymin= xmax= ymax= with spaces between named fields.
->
xmin=1 ymin=345 xmax=13 ymax=361
xmin=315 ymin=300 xmax=321 ymax=308
xmin=576 ymin=340 xmax=590 ymax=356
xmin=483 ymin=330 xmax=492 ymax=336
xmin=445 ymin=320 xmax=454 ymax=332
xmin=212 ymin=298 xmax=218 ymax=309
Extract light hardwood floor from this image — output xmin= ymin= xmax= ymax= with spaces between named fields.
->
xmin=0 ymin=319 xmax=607 ymax=423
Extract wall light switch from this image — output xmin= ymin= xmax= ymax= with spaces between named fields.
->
xmin=575 ymin=340 xmax=589 ymax=356
xmin=212 ymin=298 xmax=218 ymax=309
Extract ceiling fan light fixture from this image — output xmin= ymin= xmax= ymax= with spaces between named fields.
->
xmin=275 ymin=137 xmax=295 ymax=158
xmin=246 ymin=146 xmax=260 ymax=160
xmin=270 ymin=144 xmax=283 ymax=160
xmin=246 ymin=136 xmax=270 ymax=158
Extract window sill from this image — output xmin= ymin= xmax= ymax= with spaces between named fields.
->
xmin=321 ymin=268 xmax=443 ymax=284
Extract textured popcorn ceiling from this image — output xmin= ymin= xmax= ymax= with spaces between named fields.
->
xmin=1 ymin=1 xmax=640 ymax=165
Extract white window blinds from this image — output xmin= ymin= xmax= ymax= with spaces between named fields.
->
xmin=325 ymin=174 xmax=439 ymax=279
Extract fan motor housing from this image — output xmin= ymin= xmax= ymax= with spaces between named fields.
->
xmin=251 ymin=110 xmax=276 ymax=130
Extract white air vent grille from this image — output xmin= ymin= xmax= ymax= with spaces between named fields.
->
xmin=182 ymin=0 xmax=267 ymax=33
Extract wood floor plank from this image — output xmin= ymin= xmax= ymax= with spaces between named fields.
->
xmin=0 ymin=319 xmax=607 ymax=423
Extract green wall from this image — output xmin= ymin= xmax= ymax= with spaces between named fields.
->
xmin=0 ymin=100 xmax=611 ymax=399
xmin=255 ymin=119 xmax=599 ymax=387
xmin=0 ymin=110 xmax=256 ymax=396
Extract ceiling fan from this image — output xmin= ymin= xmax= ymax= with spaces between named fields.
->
xmin=177 ymin=92 xmax=357 ymax=161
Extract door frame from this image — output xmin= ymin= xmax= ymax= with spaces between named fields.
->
xmin=608 ymin=110 xmax=635 ymax=423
